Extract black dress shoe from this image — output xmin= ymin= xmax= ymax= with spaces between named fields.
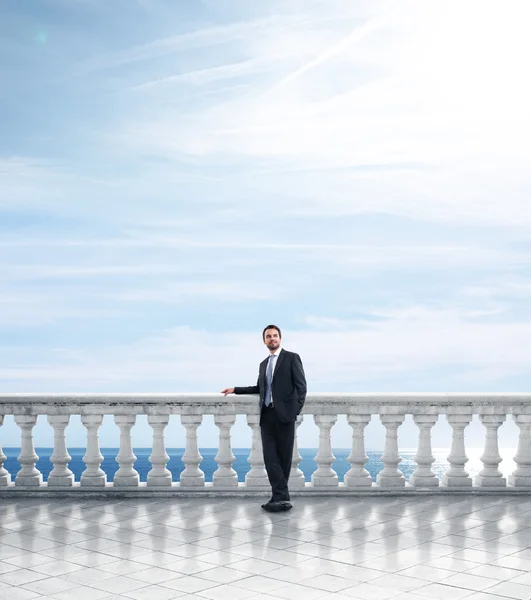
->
xmin=261 ymin=500 xmax=292 ymax=512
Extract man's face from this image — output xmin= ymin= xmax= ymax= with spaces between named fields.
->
xmin=264 ymin=328 xmax=281 ymax=352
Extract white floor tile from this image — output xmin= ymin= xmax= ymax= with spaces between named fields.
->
xmin=486 ymin=581 xmax=531 ymax=599
xmin=0 ymin=588 xmax=42 ymax=600
xmin=232 ymin=574 xmax=286 ymax=593
xmin=439 ymin=571 xmax=500 ymax=591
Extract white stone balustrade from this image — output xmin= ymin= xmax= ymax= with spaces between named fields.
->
xmin=213 ymin=414 xmax=238 ymax=487
xmin=442 ymin=412 xmax=473 ymax=488
xmin=377 ymin=413 xmax=406 ymax=488
xmin=345 ymin=414 xmax=372 ymax=487
xmin=410 ymin=414 xmax=439 ymax=488
xmin=290 ymin=416 xmax=306 ymax=489
xmin=48 ymin=415 xmax=74 ymax=487
xmin=114 ymin=414 xmax=139 ymax=487
xmin=245 ymin=414 xmax=268 ymax=488
xmin=0 ymin=393 xmax=530 ymax=495
xmin=80 ymin=414 xmax=106 ymax=487
xmin=0 ymin=415 xmax=11 ymax=486
xmin=312 ymin=415 xmax=338 ymax=487
xmin=147 ymin=414 xmax=171 ymax=487
xmin=476 ymin=413 xmax=507 ymax=487
xmin=180 ymin=415 xmax=205 ymax=487
xmin=15 ymin=414 xmax=42 ymax=487
xmin=509 ymin=414 xmax=531 ymax=487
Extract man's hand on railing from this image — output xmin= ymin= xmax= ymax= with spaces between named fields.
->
xmin=221 ymin=388 xmax=235 ymax=396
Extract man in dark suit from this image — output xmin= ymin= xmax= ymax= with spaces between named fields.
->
xmin=221 ymin=325 xmax=307 ymax=512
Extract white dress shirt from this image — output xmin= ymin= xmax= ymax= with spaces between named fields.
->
xmin=268 ymin=347 xmax=281 ymax=403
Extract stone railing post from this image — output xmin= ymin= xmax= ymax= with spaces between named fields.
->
xmin=14 ymin=414 xmax=42 ymax=487
xmin=214 ymin=414 xmax=238 ymax=487
xmin=81 ymin=414 xmax=106 ymax=487
xmin=245 ymin=414 xmax=268 ymax=488
xmin=312 ymin=415 xmax=338 ymax=487
xmin=290 ymin=415 xmax=306 ymax=489
xmin=377 ymin=414 xmax=405 ymax=487
xmin=476 ymin=413 xmax=507 ymax=487
xmin=345 ymin=414 xmax=372 ymax=487
xmin=147 ymin=414 xmax=172 ymax=487
xmin=180 ymin=415 xmax=205 ymax=487
xmin=114 ymin=415 xmax=139 ymax=487
xmin=47 ymin=415 xmax=74 ymax=487
xmin=442 ymin=412 xmax=473 ymax=487
xmin=410 ymin=414 xmax=439 ymax=488
xmin=0 ymin=415 xmax=11 ymax=486
xmin=509 ymin=414 xmax=531 ymax=487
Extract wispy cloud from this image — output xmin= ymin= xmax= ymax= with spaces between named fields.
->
xmin=270 ymin=14 xmax=391 ymax=90
xmin=127 ymin=57 xmax=276 ymax=91
xmin=84 ymin=12 xmax=348 ymax=72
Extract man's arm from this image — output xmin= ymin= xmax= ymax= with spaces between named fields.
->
xmin=234 ymin=375 xmax=260 ymax=395
xmin=221 ymin=376 xmax=260 ymax=396
xmin=292 ymin=353 xmax=307 ymax=414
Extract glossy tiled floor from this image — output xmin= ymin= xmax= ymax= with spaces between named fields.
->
xmin=1 ymin=495 xmax=531 ymax=600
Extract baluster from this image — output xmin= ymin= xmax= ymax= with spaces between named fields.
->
xmin=14 ymin=415 xmax=42 ymax=486
xmin=245 ymin=414 xmax=268 ymax=488
xmin=376 ymin=414 xmax=405 ymax=487
xmin=442 ymin=413 xmax=473 ymax=487
xmin=509 ymin=414 xmax=531 ymax=487
xmin=0 ymin=415 xmax=11 ymax=486
xmin=81 ymin=414 xmax=106 ymax=487
xmin=290 ymin=415 xmax=306 ymax=489
xmin=213 ymin=414 xmax=238 ymax=487
xmin=312 ymin=415 xmax=338 ymax=487
xmin=147 ymin=414 xmax=172 ymax=487
xmin=180 ymin=415 xmax=205 ymax=487
xmin=410 ymin=414 xmax=439 ymax=487
xmin=476 ymin=414 xmax=507 ymax=487
xmin=345 ymin=414 xmax=372 ymax=487
xmin=114 ymin=415 xmax=139 ymax=486
xmin=47 ymin=415 xmax=74 ymax=487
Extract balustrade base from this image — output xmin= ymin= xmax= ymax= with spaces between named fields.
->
xmin=376 ymin=475 xmax=406 ymax=487
xmin=508 ymin=475 xmax=531 ymax=487
xmin=474 ymin=476 xmax=507 ymax=487
xmin=244 ymin=478 xmax=269 ymax=488
xmin=441 ymin=475 xmax=473 ymax=487
xmin=0 ymin=475 xmax=11 ymax=486
xmin=311 ymin=477 xmax=339 ymax=487
xmin=114 ymin=475 xmax=140 ymax=487
xmin=213 ymin=476 xmax=238 ymax=487
xmin=289 ymin=476 xmax=306 ymax=489
xmin=409 ymin=475 xmax=439 ymax=487
xmin=80 ymin=476 xmax=107 ymax=487
xmin=15 ymin=475 xmax=43 ymax=486
xmin=47 ymin=476 xmax=75 ymax=487
xmin=344 ymin=475 xmax=372 ymax=487
xmin=5 ymin=482 xmax=531 ymax=498
xmin=146 ymin=477 xmax=172 ymax=487
xmin=179 ymin=476 xmax=206 ymax=487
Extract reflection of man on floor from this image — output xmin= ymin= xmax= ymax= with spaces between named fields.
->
xmin=221 ymin=324 xmax=307 ymax=511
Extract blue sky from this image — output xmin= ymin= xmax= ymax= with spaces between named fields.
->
xmin=1 ymin=0 xmax=531 ymax=448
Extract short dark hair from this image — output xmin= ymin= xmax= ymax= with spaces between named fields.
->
xmin=262 ymin=324 xmax=281 ymax=340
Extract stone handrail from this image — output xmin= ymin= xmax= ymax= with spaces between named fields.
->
xmin=1 ymin=393 xmax=531 ymax=494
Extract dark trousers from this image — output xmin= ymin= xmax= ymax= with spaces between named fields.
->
xmin=260 ymin=406 xmax=295 ymax=501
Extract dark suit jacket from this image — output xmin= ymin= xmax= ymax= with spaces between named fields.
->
xmin=234 ymin=348 xmax=307 ymax=423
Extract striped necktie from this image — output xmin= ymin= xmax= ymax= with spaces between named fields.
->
xmin=264 ymin=354 xmax=275 ymax=407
